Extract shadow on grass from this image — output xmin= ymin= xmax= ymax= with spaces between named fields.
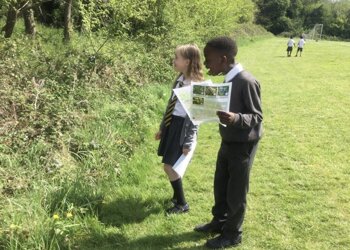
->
xmin=73 ymin=231 xmax=128 ymax=250
xmin=125 ymin=231 xmax=208 ymax=249
xmin=44 ymin=181 xmax=104 ymax=216
xmin=79 ymin=231 xmax=208 ymax=249
xmin=98 ymin=196 xmax=163 ymax=227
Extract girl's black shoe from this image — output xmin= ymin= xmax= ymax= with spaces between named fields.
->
xmin=166 ymin=203 xmax=189 ymax=214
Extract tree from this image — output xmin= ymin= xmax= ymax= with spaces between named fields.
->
xmin=273 ymin=16 xmax=293 ymax=34
xmin=3 ymin=1 xmax=18 ymax=38
xmin=254 ymin=0 xmax=291 ymax=34
xmin=305 ymin=4 xmax=328 ymax=27
xmin=2 ymin=0 xmax=36 ymax=38
xmin=345 ymin=9 xmax=350 ymax=39
xmin=23 ymin=1 xmax=36 ymax=37
xmin=286 ymin=0 xmax=303 ymax=19
xmin=63 ymin=0 xmax=72 ymax=42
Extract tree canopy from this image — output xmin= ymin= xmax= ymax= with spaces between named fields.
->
xmin=254 ymin=0 xmax=350 ymax=38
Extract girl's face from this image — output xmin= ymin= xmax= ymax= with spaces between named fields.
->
xmin=173 ymin=52 xmax=190 ymax=74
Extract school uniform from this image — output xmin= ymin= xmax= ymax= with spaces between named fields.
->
xmin=158 ymin=75 xmax=198 ymax=166
xmin=212 ymin=64 xmax=263 ymax=239
xmin=297 ymin=38 xmax=305 ymax=52
xmin=287 ymin=39 xmax=294 ymax=52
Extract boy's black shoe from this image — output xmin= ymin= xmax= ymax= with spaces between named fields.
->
xmin=166 ymin=203 xmax=189 ymax=214
xmin=194 ymin=219 xmax=224 ymax=234
xmin=205 ymin=234 xmax=242 ymax=249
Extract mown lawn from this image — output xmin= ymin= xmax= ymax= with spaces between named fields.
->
xmin=92 ymin=37 xmax=350 ymax=250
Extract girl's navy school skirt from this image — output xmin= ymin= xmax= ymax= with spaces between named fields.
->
xmin=158 ymin=115 xmax=185 ymax=166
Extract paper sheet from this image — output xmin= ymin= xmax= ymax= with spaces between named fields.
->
xmin=172 ymin=142 xmax=197 ymax=178
xmin=173 ymin=81 xmax=232 ymax=125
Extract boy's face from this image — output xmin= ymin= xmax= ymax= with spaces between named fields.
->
xmin=203 ymin=46 xmax=227 ymax=76
xmin=173 ymin=52 xmax=189 ymax=73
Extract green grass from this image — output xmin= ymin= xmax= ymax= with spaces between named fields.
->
xmin=90 ymin=38 xmax=350 ymax=249
xmin=1 ymin=37 xmax=350 ymax=249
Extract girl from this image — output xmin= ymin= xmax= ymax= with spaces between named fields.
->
xmin=155 ymin=44 xmax=204 ymax=214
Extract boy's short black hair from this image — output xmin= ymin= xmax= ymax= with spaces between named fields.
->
xmin=205 ymin=36 xmax=238 ymax=63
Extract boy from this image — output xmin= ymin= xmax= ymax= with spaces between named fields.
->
xmin=194 ymin=37 xmax=263 ymax=249
xmin=287 ymin=36 xmax=295 ymax=57
xmin=295 ymin=36 xmax=305 ymax=57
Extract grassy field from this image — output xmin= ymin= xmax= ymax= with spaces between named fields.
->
xmin=91 ymin=37 xmax=350 ymax=250
xmin=1 ymin=37 xmax=350 ymax=249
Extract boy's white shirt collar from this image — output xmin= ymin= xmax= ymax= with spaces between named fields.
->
xmin=224 ymin=63 xmax=244 ymax=83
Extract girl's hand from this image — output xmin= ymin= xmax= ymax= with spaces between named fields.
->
xmin=183 ymin=147 xmax=190 ymax=155
xmin=155 ymin=130 xmax=162 ymax=140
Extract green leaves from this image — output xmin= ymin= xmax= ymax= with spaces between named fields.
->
xmin=255 ymin=0 xmax=350 ymax=38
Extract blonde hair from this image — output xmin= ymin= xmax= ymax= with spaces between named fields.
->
xmin=175 ymin=44 xmax=204 ymax=82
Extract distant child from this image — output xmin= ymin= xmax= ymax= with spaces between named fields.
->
xmin=287 ymin=36 xmax=295 ymax=57
xmin=295 ymin=36 xmax=305 ymax=57
xmin=155 ymin=44 xmax=203 ymax=214
xmin=194 ymin=37 xmax=263 ymax=249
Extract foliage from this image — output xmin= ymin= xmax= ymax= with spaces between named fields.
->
xmin=304 ymin=1 xmax=350 ymax=38
xmin=254 ymin=0 xmax=350 ymax=39
xmin=162 ymin=0 xmax=256 ymax=42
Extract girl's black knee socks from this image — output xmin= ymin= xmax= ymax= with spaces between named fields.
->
xmin=170 ymin=178 xmax=186 ymax=205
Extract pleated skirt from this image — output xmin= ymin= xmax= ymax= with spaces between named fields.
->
xmin=158 ymin=115 xmax=185 ymax=166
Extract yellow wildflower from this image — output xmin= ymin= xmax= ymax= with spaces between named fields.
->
xmin=53 ymin=214 xmax=60 ymax=220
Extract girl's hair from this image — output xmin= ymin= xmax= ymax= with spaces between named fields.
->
xmin=175 ymin=44 xmax=204 ymax=82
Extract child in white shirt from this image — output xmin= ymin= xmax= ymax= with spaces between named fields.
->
xmin=286 ymin=36 xmax=295 ymax=57
xmin=295 ymin=36 xmax=305 ymax=57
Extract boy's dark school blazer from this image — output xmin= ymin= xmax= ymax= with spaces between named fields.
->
xmin=220 ymin=70 xmax=263 ymax=143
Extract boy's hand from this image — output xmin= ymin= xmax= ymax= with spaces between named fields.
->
xmin=217 ymin=111 xmax=236 ymax=125
xmin=155 ymin=130 xmax=162 ymax=140
xmin=183 ymin=147 xmax=190 ymax=156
